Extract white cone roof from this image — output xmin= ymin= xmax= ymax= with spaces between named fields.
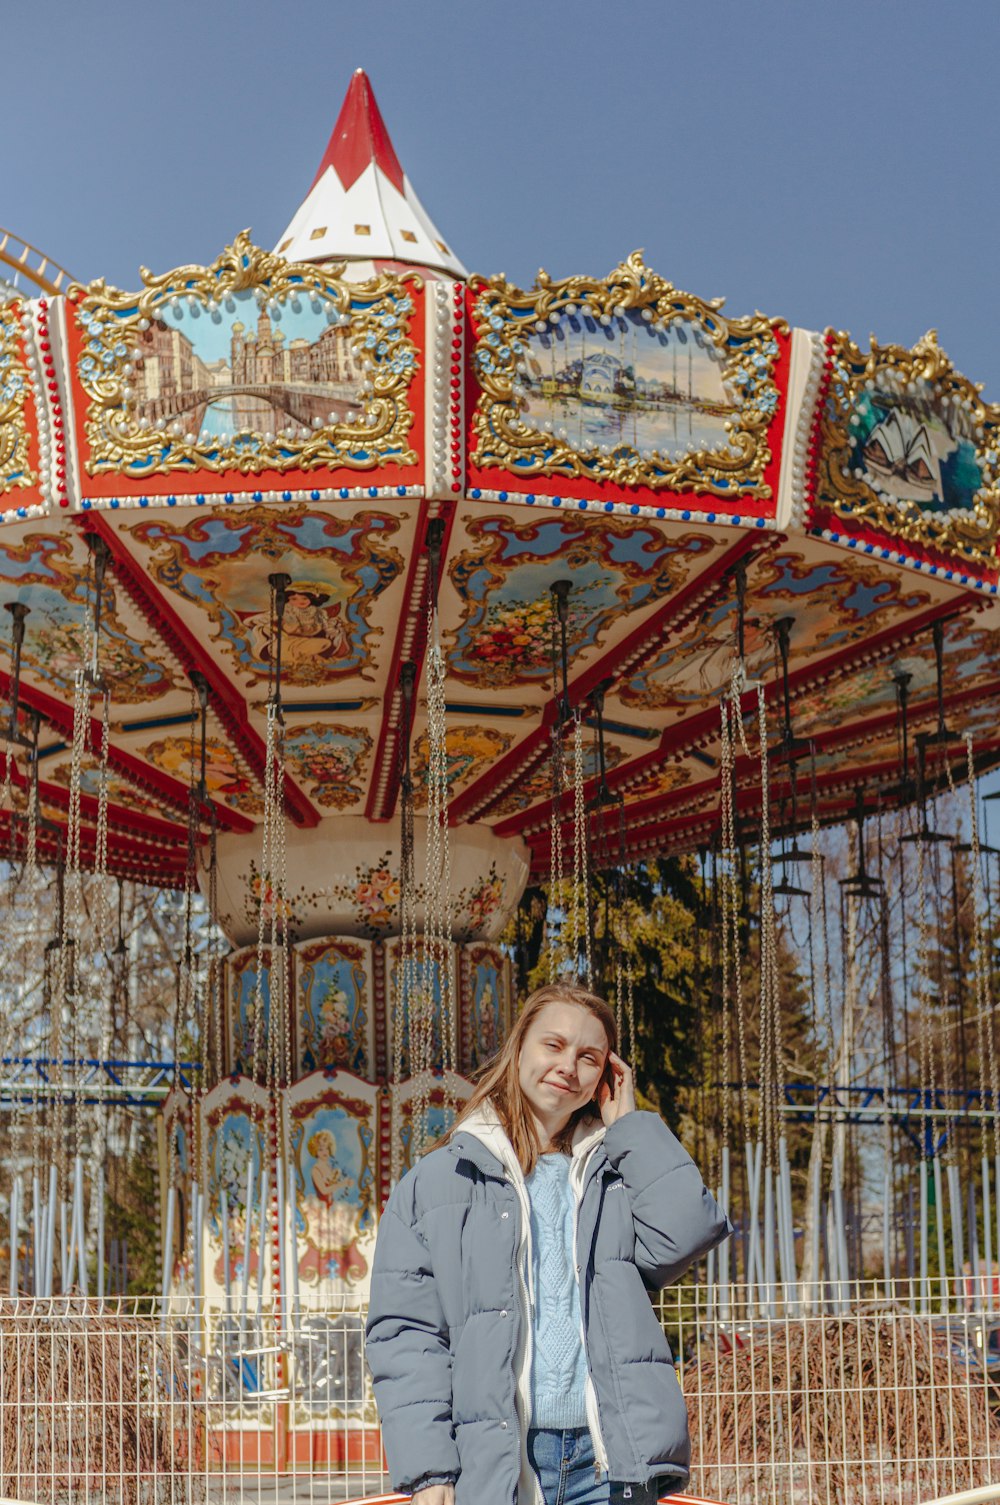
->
xmin=275 ymin=69 xmax=467 ymax=279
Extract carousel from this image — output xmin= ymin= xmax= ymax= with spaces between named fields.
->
xmin=0 ymin=67 xmax=999 ymax=1501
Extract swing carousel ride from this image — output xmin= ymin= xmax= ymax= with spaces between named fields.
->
xmin=1 ymin=66 xmax=1000 ymax=1489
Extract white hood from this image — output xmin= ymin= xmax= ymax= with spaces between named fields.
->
xmin=457 ymin=1100 xmax=607 ymax=1182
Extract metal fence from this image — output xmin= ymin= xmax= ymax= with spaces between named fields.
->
xmin=0 ymin=1282 xmax=995 ymax=1503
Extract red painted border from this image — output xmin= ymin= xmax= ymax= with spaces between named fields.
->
xmin=365 ymin=499 xmax=458 ymax=822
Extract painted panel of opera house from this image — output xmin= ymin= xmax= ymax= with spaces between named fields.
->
xmin=514 ymin=310 xmax=738 ymax=460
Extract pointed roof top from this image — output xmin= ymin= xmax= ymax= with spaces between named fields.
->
xmin=312 ymin=69 xmax=405 ymax=197
xmin=275 ymin=69 xmax=467 ymax=279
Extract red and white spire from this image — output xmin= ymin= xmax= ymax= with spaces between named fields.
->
xmin=275 ymin=69 xmax=467 ymax=279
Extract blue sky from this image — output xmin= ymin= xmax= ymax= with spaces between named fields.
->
xmin=8 ymin=0 xmax=1000 ymax=396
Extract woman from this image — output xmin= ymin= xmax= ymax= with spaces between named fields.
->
xmin=307 ymin=1128 xmax=343 ymax=1207
xmin=365 ymin=982 xmax=730 ymax=1505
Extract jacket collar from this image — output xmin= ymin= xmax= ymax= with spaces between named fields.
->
xmin=448 ymin=1101 xmax=607 ymax=1183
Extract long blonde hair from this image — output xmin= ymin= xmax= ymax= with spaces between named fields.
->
xmin=445 ymin=981 xmax=617 ymax=1176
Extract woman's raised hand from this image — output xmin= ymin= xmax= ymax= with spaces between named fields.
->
xmin=597 ymin=1051 xmax=636 ymax=1126
xmin=411 ymin=1487 xmax=455 ymax=1505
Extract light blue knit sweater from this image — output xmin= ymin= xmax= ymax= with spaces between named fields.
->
xmin=525 ymin=1152 xmax=589 ymax=1427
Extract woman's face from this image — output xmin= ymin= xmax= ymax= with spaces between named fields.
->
xmin=517 ymin=1000 xmax=609 ymax=1132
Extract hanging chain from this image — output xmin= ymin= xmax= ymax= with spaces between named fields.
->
xmin=426 ymin=625 xmax=456 ymax=1076
xmin=251 ymin=702 xmax=276 ymax=1095
xmin=209 ymin=816 xmax=223 ymax=1087
xmin=614 ymin=800 xmax=635 ymax=1060
xmin=412 ymin=543 xmax=456 ymax=1157
xmin=546 ymin=602 xmax=565 ymax=981
xmin=547 ymin=725 xmax=565 ymax=982
xmin=571 ymin=711 xmax=592 ymax=987
xmin=756 ymin=685 xmax=783 ymax=1168
xmin=62 ymin=649 xmax=91 ymax=1186
xmin=720 ymin=690 xmax=750 ymax=1140
xmin=915 ymin=834 xmax=934 ymax=1161
xmin=966 ymin=735 xmax=999 ymax=1161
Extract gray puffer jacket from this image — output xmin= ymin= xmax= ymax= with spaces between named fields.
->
xmin=365 ymin=1106 xmax=730 ymax=1503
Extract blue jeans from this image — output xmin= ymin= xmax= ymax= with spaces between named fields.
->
xmin=526 ymin=1427 xmax=609 ymax=1505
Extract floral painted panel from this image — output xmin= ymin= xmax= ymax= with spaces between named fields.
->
xmin=447 ymin=514 xmax=716 ymax=687
xmin=462 ymin=944 xmax=510 ymax=1074
xmin=226 ymin=946 xmax=272 ymax=1079
xmin=295 ymin=938 xmax=372 ymax=1077
xmin=284 ymin=722 xmax=372 ymax=809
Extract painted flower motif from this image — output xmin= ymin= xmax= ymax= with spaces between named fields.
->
xmin=251 ymin=871 xmax=295 ymax=923
xmin=354 ymin=867 xmax=400 ymax=929
xmin=467 ymin=594 xmax=587 ymax=679
xmin=466 ymin=875 xmax=504 ymax=932
xmin=317 ymin=984 xmax=353 ymax=1066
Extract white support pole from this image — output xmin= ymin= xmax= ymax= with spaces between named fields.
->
xmin=763 ymin=1164 xmax=776 ymax=1316
xmin=275 ymin=1158 xmax=288 ymax=1343
xmin=287 ymin=1159 xmax=300 ymax=1336
xmin=919 ymin=1158 xmax=930 ymax=1315
xmin=8 ymin=1176 xmax=20 ymax=1297
xmin=946 ymin=1162 xmax=964 ymax=1289
xmin=96 ymin=1165 xmax=105 ymax=1305
xmin=59 ymin=1198 xmax=69 ymax=1293
xmin=831 ymin=1151 xmax=849 ymax=1312
xmin=239 ymin=1158 xmax=255 ymax=1330
xmin=994 ymin=1152 xmax=1000 ymax=1318
xmin=718 ymin=1144 xmax=731 ymax=1324
xmin=983 ymin=1154 xmax=994 ymax=1319
xmin=806 ymin=1150 xmax=821 ymax=1312
xmin=31 ymin=1175 xmax=41 ymax=1296
xmin=73 ymin=1156 xmax=88 ymax=1298
xmin=777 ymin=1137 xmax=797 ymax=1307
xmin=221 ymin=1193 xmax=232 ymax=1311
xmin=44 ymin=1165 xmax=56 ymax=1298
xmin=933 ymin=1156 xmax=948 ymax=1313
xmin=745 ymin=1139 xmax=763 ymax=1301
xmin=159 ymin=1185 xmax=176 ymax=1319
xmin=191 ymin=1186 xmax=203 ymax=1311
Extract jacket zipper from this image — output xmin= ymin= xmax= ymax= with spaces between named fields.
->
xmin=507 ymin=1171 xmax=542 ymax=1505
xmin=570 ymin=1148 xmax=610 ymax=1481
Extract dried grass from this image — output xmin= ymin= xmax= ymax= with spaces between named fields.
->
xmin=685 ymin=1307 xmax=1000 ymax=1503
xmin=0 ymin=1301 xmax=190 ymax=1504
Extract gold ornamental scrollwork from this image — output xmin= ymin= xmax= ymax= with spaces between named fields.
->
xmin=0 ymin=298 xmax=37 ymax=496
xmin=470 ymin=251 xmax=787 ymax=498
xmin=72 ymin=230 xmax=420 ymax=479
xmin=818 ymin=328 xmax=1000 ymax=568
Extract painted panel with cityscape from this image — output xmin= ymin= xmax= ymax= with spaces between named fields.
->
xmin=74 ymin=235 xmax=421 ymax=480
xmin=130 ymin=293 xmax=365 ymax=446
